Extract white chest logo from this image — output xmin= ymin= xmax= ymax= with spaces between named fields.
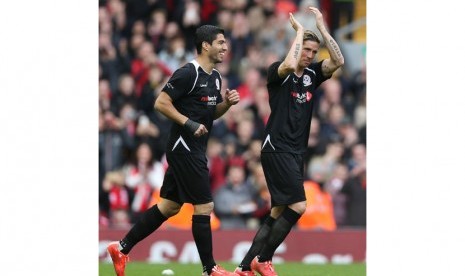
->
xmin=303 ymin=75 xmax=312 ymax=87
xmin=216 ymin=78 xmax=220 ymax=90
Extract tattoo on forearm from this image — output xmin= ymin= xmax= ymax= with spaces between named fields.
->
xmin=329 ymin=39 xmax=342 ymax=59
xmin=293 ymin=44 xmax=301 ymax=59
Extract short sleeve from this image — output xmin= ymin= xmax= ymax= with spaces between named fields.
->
xmin=162 ymin=65 xmax=195 ymax=101
xmin=267 ymin=61 xmax=283 ymax=85
xmin=311 ymin=61 xmax=331 ymax=88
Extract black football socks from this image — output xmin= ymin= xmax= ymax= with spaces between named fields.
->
xmin=239 ymin=216 xmax=276 ymax=271
xmin=257 ymin=207 xmax=301 ymax=262
xmin=192 ymin=215 xmax=216 ymax=274
xmin=119 ymin=204 xmax=168 ymax=255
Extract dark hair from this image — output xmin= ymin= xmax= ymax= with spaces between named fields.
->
xmin=194 ymin=25 xmax=225 ymax=54
xmin=303 ymin=30 xmax=320 ymax=44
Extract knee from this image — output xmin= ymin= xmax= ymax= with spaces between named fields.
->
xmin=270 ymin=206 xmax=285 ymax=218
xmin=158 ymin=200 xmax=182 ymax=217
xmin=165 ymin=205 xmax=181 ymax=217
xmin=289 ymin=201 xmax=307 ymax=215
xmin=193 ymin=202 xmax=214 ymax=215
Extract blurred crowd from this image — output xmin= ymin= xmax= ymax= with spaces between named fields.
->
xmin=99 ymin=0 xmax=366 ymax=231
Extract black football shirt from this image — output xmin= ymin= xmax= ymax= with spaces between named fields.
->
xmin=262 ymin=60 xmax=330 ymax=154
xmin=161 ymin=60 xmax=223 ymax=154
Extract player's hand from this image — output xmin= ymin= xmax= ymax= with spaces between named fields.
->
xmin=184 ymin=118 xmax=208 ymax=137
xmin=308 ymin=6 xmax=325 ymax=30
xmin=289 ymin=12 xmax=303 ymax=32
xmin=225 ymin=89 xmax=240 ymax=106
xmin=193 ymin=124 xmax=208 ymax=137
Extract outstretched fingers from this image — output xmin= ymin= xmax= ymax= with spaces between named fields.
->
xmin=308 ymin=6 xmax=324 ymax=27
xmin=289 ymin=12 xmax=302 ymax=32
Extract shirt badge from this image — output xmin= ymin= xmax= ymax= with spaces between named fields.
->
xmin=303 ymin=75 xmax=312 ymax=87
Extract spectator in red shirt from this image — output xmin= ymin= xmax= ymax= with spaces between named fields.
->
xmin=131 ymin=41 xmax=171 ymax=96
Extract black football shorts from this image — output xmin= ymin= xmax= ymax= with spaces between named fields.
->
xmin=160 ymin=152 xmax=212 ymax=205
xmin=260 ymin=152 xmax=306 ymax=207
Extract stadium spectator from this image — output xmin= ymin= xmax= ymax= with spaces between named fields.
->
xmin=248 ymin=163 xmax=272 ymax=225
xmin=246 ymin=6 xmax=267 ymax=35
xmin=118 ymin=103 xmax=138 ymax=140
xmin=107 ymin=0 xmax=127 ymax=33
xmin=123 ymin=142 xmax=164 ymax=222
xmin=102 ymin=170 xmax=131 ymax=228
xmin=111 ymin=74 xmax=138 ymax=115
xmin=147 ymin=9 xmax=168 ymax=53
xmin=255 ymin=14 xmax=290 ymax=62
xmin=340 ymin=123 xmax=360 ymax=161
xmin=216 ymin=8 xmax=234 ymax=34
xmin=137 ymin=66 xmax=168 ymax=115
xmin=324 ymin=163 xmax=349 ymax=226
xmin=297 ymin=180 xmax=336 ymax=231
xmin=115 ymin=37 xmax=133 ymax=76
xmin=207 ymin=137 xmax=227 ymax=193
xmin=130 ymin=41 xmax=171 ymax=96
xmin=342 ymin=143 xmax=366 ymax=226
xmin=228 ymin=11 xmax=254 ymax=76
xmin=320 ymin=103 xmax=346 ymax=143
xmin=243 ymin=139 xmax=263 ymax=173
xmin=235 ymin=118 xmax=257 ymax=156
xmin=99 ymin=109 xmax=134 ymax=176
xmin=158 ymin=35 xmax=195 ymax=72
xmin=124 ymin=0 xmax=165 ymax=26
xmin=213 ymin=158 xmax=258 ymax=229
xmin=249 ymin=85 xmax=271 ymax=127
xmin=308 ymin=141 xmax=345 ymax=182
xmin=172 ymin=0 xmax=202 ymax=50
xmin=163 ymin=21 xmax=183 ymax=47
xmin=236 ymin=66 xmax=263 ymax=107
xmin=305 ymin=118 xmax=327 ymax=166
xmin=317 ymin=78 xmax=343 ymax=121
xmin=99 ymin=28 xmax=119 ymax=93
xmin=133 ymin=112 xmax=160 ymax=156
xmin=99 ymin=79 xmax=112 ymax=111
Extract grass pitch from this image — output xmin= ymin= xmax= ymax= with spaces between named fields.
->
xmin=99 ymin=262 xmax=366 ymax=276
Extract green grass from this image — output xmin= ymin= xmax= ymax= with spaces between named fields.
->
xmin=99 ymin=262 xmax=366 ymax=276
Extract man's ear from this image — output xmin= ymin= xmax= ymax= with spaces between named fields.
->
xmin=202 ymin=41 xmax=209 ymax=51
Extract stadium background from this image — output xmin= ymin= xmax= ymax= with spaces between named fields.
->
xmin=4 ymin=1 xmax=465 ymax=276
xmin=98 ymin=0 xmax=366 ymax=266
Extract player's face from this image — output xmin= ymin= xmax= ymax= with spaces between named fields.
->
xmin=209 ymin=34 xmax=228 ymax=63
xmin=299 ymin=40 xmax=319 ymax=67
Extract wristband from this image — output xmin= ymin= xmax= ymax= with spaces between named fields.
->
xmin=184 ymin=118 xmax=200 ymax=134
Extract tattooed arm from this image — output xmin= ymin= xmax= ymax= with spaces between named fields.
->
xmin=278 ymin=13 xmax=304 ymax=78
xmin=309 ymin=6 xmax=344 ymax=77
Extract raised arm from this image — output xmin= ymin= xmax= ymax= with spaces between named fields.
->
xmin=309 ymin=6 xmax=344 ymax=77
xmin=277 ymin=13 xmax=304 ymax=78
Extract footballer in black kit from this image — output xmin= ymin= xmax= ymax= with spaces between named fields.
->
xmin=161 ymin=60 xmax=224 ymax=205
xmin=261 ymin=60 xmax=330 ymax=206
xmin=235 ymin=7 xmax=345 ymax=276
xmin=107 ymin=24 xmax=240 ymax=276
